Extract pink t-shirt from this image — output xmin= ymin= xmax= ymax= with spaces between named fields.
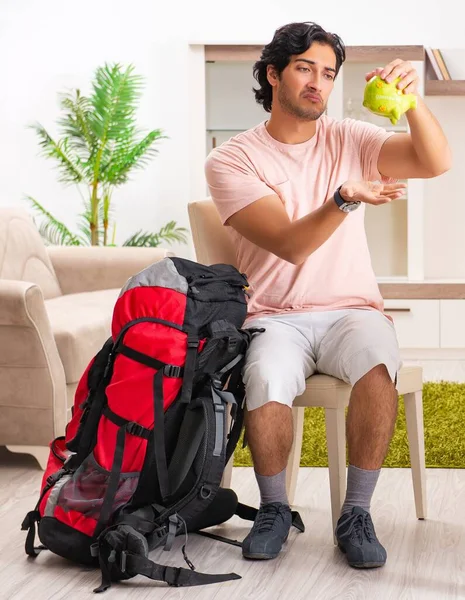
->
xmin=205 ymin=116 xmax=395 ymax=319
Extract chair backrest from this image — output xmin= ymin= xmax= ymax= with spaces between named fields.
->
xmin=188 ymin=200 xmax=237 ymax=267
xmin=0 ymin=207 xmax=62 ymax=299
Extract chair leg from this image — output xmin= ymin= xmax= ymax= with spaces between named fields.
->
xmin=403 ymin=390 xmax=427 ymax=519
xmin=324 ymin=408 xmax=347 ymax=543
xmin=286 ymin=407 xmax=305 ymax=506
xmin=221 ymin=405 xmax=234 ymax=488
xmin=6 ymin=445 xmax=49 ymax=470
xmin=221 ymin=455 xmax=234 ymax=488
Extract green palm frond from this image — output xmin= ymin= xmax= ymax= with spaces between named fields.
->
xmin=30 ymin=123 xmax=85 ymax=184
xmin=58 ymin=90 xmax=96 ymax=160
xmin=156 ymin=221 xmax=189 ymax=244
xmin=103 ymin=129 xmax=165 ymax=184
xmin=25 ymin=196 xmax=83 ymax=246
xmin=123 ymin=222 xmax=188 ymax=247
xmin=99 ymin=136 xmax=132 ymax=181
xmin=122 ymin=231 xmax=162 ymax=247
xmin=89 ymin=64 xmax=143 ymax=146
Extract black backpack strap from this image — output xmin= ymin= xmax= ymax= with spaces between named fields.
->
xmin=117 ymin=344 xmax=183 ymax=378
xmin=180 ymin=335 xmax=199 ymax=403
xmin=195 ymin=529 xmax=242 ymax=548
xmin=235 ymin=502 xmax=306 ymax=533
xmin=94 ymin=423 xmax=129 ymax=537
xmin=215 ymin=353 xmax=244 ymax=378
xmin=21 ymin=510 xmax=44 ymax=557
xmin=67 ymin=348 xmax=117 ymax=465
xmin=124 ymin=554 xmax=241 ymax=588
xmin=153 ymin=369 xmax=170 ymax=500
xmin=195 ymin=502 xmax=305 ymax=549
xmin=93 ymin=523 xmax=240 ymax=593
xmin=235 ymin=502 xmax=258 ymax=522
xmin=223 ymin=364 xmax=246 ymax=465
xmin=21 ymin=465 xmax=70 ymax=557
xmin=167 ymin=404 xmax=206 ymax=497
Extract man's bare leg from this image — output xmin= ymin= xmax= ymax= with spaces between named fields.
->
xmin=336 ymin=364 xmax=398 ymax=568
xmin=346 ymin=364 xmax=398 ymax=472
xmin=245 ymin=402 xmax=293 ymax=475
xmin=245 ymin=401 xmax=293 ymax=504
xmin=242 ymin=402 xmax=295 ymax=559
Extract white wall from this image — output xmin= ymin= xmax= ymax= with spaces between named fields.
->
xmin=1 ymin=0 xmax=463 ymax=263
xmin=424 ymin=97 xmax=465 ymax=279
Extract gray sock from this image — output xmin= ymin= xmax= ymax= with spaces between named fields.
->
xmin=255 ymin=468 xmax=289 ymax=506
xmin=340 ymin=464 xmax=381 ymax=516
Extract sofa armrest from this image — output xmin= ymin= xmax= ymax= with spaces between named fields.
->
xmin=47 ymin=246 xmax=174 ymax=295
xmin=0 ymin=281 xmax=67 ymax=445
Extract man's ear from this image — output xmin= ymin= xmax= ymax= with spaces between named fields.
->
xmin=266 ymin=65 xmax=279 ymax=87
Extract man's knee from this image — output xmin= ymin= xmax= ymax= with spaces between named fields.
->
xmin=243 ymin=357 xmax=306 ymax=411
xmin=347 ymin=345 xmax=401 ymax=389
xmin=361 ymin=363 xmax=394 ymax=383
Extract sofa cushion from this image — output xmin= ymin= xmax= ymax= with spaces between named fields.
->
xmin=0 ymin=208 xmax=63 ymax=299
xmin=45 ymin=288 xmax=120 ymax=383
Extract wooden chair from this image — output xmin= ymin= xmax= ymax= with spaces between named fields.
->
xmin=188 ymin=199 xmax=427 ymax=536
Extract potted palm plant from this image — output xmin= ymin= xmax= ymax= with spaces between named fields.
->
xmin=26 ymin=63 xmax=187 ymax=247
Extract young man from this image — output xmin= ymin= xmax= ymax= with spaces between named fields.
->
xmin=205 ymin=22 xmax=451 ymax=568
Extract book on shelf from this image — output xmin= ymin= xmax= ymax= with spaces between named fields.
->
xmin=426 ymin=47 xmax=452 ymax=80
xmin=432 ymin=49 xmax=451 ymax=80
xmin=425 ymin=47 xmax=443 ymax=80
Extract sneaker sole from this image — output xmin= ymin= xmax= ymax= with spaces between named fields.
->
xmin=242 ymin=534 xmax=289 ymax=560
xmin=242 ymin=551 xmax=280 ymax=560
xmin=337 ymin=543 xmax=386 ymax=569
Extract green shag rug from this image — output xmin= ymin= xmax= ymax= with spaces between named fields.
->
xmin=233 ymin=382 xmax=465 ymax=468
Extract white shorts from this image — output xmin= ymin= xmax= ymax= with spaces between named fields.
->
xmin=243 ymin=309 xmax=402 ymax=411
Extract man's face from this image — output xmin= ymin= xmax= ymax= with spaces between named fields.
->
xmin=269 ymin=42 xmax=337 ymax=120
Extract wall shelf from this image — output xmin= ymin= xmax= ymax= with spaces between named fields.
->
xmin=345 ymin=45 xmax=424 ymax=63
xmin=425 ymin=80 xmax=465 ymax=96
xmin=379 ymin=283 xmax=465 ymax=299
xmin=205 ymin=44 xmax=425 ymax=63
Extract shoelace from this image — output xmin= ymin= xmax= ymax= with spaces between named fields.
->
xmin=253 ymin=503 xmax=288 ymax=534
xmin=338 ymin=512 xmax=375 ymax=545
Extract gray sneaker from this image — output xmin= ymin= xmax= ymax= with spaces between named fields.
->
xmin=335 ymin=506 xmax=387 ymax=568
xmin=242 ymin=502 xmax=292 ymax=560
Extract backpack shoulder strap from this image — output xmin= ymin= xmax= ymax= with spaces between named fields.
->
xmin=122 ymin=554 xmax=241 ymax=589
xmin=179 ymin=334 xmax=199 ymax=404
xmin=93 ymin=524 xmax=240 ymax=593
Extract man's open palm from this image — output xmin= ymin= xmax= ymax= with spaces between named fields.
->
xmin=341 ymin=181 xmax=407 ymax=205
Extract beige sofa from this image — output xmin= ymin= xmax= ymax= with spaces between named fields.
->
xmin=0 ymin=207 xmax=172 ymax=467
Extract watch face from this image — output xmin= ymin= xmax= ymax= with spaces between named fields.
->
xmin=341 ymin=202 xmax=359 ymax=213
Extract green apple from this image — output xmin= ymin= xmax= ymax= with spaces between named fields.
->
xmin=363 ymin=75 xmax=417 ymax=125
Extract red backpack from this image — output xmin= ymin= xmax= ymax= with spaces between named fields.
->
xmin=21 ymin=257 xmax=275 ymax=592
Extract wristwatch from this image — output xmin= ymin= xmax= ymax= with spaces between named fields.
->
xmin=333 ymin=185 xmax=361 ymax=213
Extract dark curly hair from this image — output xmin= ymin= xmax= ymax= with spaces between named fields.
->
xmin=253 ymin=22 xmax=346 ymax=112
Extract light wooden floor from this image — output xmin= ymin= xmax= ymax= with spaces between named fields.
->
xmin=1 ymin=447 xmax=464 ymax=600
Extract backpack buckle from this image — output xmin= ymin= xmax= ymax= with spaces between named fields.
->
xmin=46 ymin=467 xmax=68 ymax=488
xmin=211 ymin=378 xmax=222 ymax=389
xmin=127 ymin=422 xmax=148 ymax=438
xmin=163 ymin=365 xmax=182 ymax=378
xmin=227 ymin=337 xmax=238 ymax=351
